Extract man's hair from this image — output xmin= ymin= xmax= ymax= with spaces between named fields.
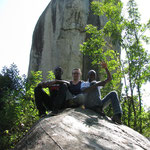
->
xmin=88 ymin=70 xmax=96 ymax=75
xmin=88 ymin=70 xmax=97 ymax=78
xmin=54 ymin=66 xmax=63 ymax=73
xmin=72 ymin=68 xmax=82 ymax=74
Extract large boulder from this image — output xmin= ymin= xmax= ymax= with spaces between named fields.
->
xmin=28 ymin=0 xmax=120 ymax=80
xmin=15 ymin=108 xmax=150 ymax=150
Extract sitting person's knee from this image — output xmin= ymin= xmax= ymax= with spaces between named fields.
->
xmin=110 ymin=91 xmax=118 ymax=97
xmin=77 ymin=94 xmax=85 ymax=104
xmin=60 ymin=83 xmax=68 ymax=89
xmin=34 ymin=85 xmax=42 ymax=94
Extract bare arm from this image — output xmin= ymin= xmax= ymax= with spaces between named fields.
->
xmin=55 ymin=80 xmax=70 ymax=85
xmin=103 ymin=69 xmax=112 ymax=84
xmin=82 ymin=81 xmax=106 ymax=93
xmin=101 ymin=62 xmax=112 ymax=84
xmin=38 ymin=80 xmax=70 ymax=88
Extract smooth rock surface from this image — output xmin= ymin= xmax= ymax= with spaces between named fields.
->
xmin=28 ymin=0 xmax=120 ymax=80
xmin=15 ymin=108 xmax=150 ymax=150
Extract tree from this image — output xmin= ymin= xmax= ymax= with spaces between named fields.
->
xmin=80 ymin=0 xmax=123 ymax=97
xmin=0 ymin=63 xmax=55 ymax=149
xmin=122 ymin=0 xmax=150 ymax=132
xmin=80 ymin=0 xmax=150 ymax=137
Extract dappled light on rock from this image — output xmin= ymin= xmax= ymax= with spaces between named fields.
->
xmin=15 ymin=108 xmax=150 ymax=150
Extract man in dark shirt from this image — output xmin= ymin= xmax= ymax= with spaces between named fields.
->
xmin=34 ymin=67 xmax=69 ymax=117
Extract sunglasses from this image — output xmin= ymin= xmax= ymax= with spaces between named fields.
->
xmin=72 ymin=72 xmax=80 ymax=75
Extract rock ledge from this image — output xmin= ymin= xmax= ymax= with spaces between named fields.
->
xmin=15 ymin=108 xmax=150 ymax=150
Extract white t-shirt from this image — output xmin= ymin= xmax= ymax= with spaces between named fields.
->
xmin=81 ymin=80 xmax=102 ymax=97
xmin=81 ymin=80 xmax=103 ymax=108
xmin=81 ymin=81 xmax=102 ymax=108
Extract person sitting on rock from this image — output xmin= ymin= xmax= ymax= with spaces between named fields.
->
xmin=65 ymin=68 xmax=85 ymax=107
xmin=81 ymin=62 xmax=123 ymax=124
xmin=34 ymin=66 xmax=69 ymax=117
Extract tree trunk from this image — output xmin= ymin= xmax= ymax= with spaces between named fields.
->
xmin=130 ymin=88 xmax=137 ymax=130
xmin=129 ymin=70 xmax=137 ymax=130
xmin=137 ymin=82 xmax=142 ymax=133
xmin=128 ymin=97 xmax=131 ymax=127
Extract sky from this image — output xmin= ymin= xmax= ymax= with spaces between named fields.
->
xmin=0 ymin=0 xmax=150 ymax=107
xmin=0 ymin=0 xmax=50 ymax=75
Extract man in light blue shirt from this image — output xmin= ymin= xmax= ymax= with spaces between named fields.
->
xmin=81 ymin=76 xmax=103 ymax=109
xmin=81 ymin=62 xmax=123 ymax=124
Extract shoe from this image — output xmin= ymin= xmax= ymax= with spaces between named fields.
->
xmin=95 ymin=107 xmax=105 ymax=116
xmin=90 ymin=106 xmax=105 ymax=116
xmin=52 ymin=109 xmax=59 ymax=115
xmin=112 ymin=114 xmax=122 ymax=124
xmin=39 ymin=113 xmax=47 ymax=118
xmin=65 ymin=99 xmax=78 ymax=108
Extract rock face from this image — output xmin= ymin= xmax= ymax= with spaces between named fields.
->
xmin=15 ymin=108 xmax=150 ymax=150
xmin=28 ymin=0 xmax=120 ymax=80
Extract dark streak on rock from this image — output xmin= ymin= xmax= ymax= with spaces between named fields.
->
xmin=51 ymin=0 xmax=56 ymax=33
xmin=82 ymin=0 xmax=101 ymax=80
xmin=29 ymin=2 xmax=51 ymax=72
xmin=31 ymin=13 xmax=45 ymax=71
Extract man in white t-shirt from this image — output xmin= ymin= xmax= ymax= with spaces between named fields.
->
xmin=81 ymin=62 xmax=123 ymax=124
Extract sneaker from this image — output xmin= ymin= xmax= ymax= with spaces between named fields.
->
xmin=52 ymin=109 xmax=59 ymax=115
xmin=112 ymin=114 xmax=122 ymax=124
xmin=65 ymin=99 xmax=78 ymax=108
xmin=95 ymin=107 xmax=105 ymax=116
xmin=39 ymin=113 xmax=47 ymax=118
xmin=90 ymin=106 xmax=105 ymax=116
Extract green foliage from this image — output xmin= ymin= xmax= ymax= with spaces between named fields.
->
xmin=80 ymin=0 xmax=150 ymax=138
xmin=47 ymin=71 xmax=55 ymax=81
xmin=121 ymin=96 xmax=150 ymax=136
xmin=26 ymin=71 xmax=43 ymax=100
xmin=121 ymin=0 xmax=150 ymax=134
xmin=91 ymin=0 xmax=123 ymax=44
xmin=80 ymin=0 xmax=123 ymax=95
xmin=0 ymin=64 xmax=55 ymax=150
xmin=1 ymin=1 xmax=150 ymax=148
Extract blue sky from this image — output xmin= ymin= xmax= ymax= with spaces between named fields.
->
xmin=0 ymin=0 xmax=150 ymax=107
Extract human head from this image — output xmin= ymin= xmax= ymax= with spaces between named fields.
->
xmin=72 ymin=68 xmax=82 ymax=81
xmin=54 ymin=66 xmax=63 ymax=80
xmin=88 ymin=70 xmax=96 ymax=82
